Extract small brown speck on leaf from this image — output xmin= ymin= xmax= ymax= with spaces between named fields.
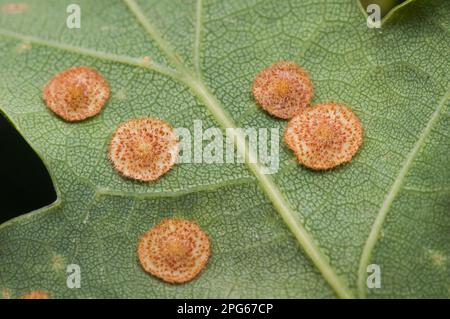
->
xmin=142 ymin=56 xmax=151 ymax=64
xmin=137 ymin=219 xmax=210 ymax=284
xmin=284 ymin=102 xmax=363 ymax=170
xmin=43 ymin=66 xmax=110 ymax=122
xmin=109 ymin=118 xmax=179 ymax=182
xmin=252 ymin=61 xmax=314 ymax=119
xmin=1 ymin=3 xmax=28 ymax=13
xmin=17 ymin=42 xmax=32 ymax=52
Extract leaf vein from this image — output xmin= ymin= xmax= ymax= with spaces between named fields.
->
xmin=0 ymin=28 xmax=179 ymax=80
xmin=357 ymin=86 xmax=450 ymax=298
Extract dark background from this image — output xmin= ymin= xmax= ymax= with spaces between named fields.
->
xmin=0 ymin=113 xmax=56 ymax=224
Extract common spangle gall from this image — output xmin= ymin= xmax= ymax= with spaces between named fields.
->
xmin=252 ymin=61 xmax=314 ymax=119
xmin=43 ymin=66 xmax=110 ymax=121
xmin=109 ymin=118 xmax=179 ymax=181
xmin=137 ymin=219 xmax=210 ymax=284
xmin=284 ymin=102 xmax=363 ymax=170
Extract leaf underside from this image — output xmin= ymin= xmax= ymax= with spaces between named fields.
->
xmin=0 ymin=0 xmax=449 ymax=298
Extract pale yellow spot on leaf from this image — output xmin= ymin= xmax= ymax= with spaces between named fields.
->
xmin=2 ymin=288 xmax=11 ymax=299
xmin=431 ymin=252 xmax=446 ymax=267
xmin=16 ymin=42 xmax=32 ymax=53
xmin=51 ymin=254 xmax=65 ymax=271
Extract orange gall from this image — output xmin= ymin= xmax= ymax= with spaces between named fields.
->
xmin=284 ymin=102 xmax=363 ymax=170
xmin=137 ymin=219 xmax=211 ymax=284
xmin=252 ymin=61 xmax=314 ymax=119
xmin=109 ymin=118 xmax=179 ymax=182
xmin=43 ymin=66 xmax=110 ymax=122
xmin=20 ymin=290 xmax=50 ymax=299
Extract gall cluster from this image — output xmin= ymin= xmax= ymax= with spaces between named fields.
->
xmin=38 ymin=54 xmax=366 ymax=290
xmin=252 ymin=61 xmax=363 ymax=169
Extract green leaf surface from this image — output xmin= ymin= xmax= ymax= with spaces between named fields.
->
xmin=0 ymin=0 xmax=449 ymax=298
